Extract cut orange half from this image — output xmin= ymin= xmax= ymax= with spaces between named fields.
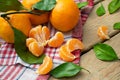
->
xmin=36 ymin=56 xmax=53 ymax=75
xmin=97 ymin=26 xmax=110 ymax=40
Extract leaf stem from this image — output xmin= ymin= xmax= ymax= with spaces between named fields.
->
xmin=82 ymin=68 xmax=91 ymax=74
xmin=0 ymin=11 xmax=45 ymax=18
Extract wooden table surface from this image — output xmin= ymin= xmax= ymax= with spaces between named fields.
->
xmin=50 ymin=0 xmax=120 ymax=80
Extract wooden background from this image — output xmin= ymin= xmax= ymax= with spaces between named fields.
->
xmin=50 ymin=0 xmax=120 ymax=80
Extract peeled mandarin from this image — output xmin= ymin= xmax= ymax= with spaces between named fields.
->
xmin=59 ymin=45 xmax=76 ymax=62
xmin=97 ymin=26 xmax=110 ymax=40
xmin=36 ymin=56 xmax=53 ymax=75
xmin=66 ymin=38 xmax=84 ymax=52
xmin=48 ymin=32 xmax=64 ymax=47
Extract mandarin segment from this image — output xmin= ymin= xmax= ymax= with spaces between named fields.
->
xmin=59 ymin=45 xmax=76 ymax=62
xmin=48 ymin=32 xmax=64 ymax=47
xmin=36 ymin=56 xmax=53 ymax=75
xmin=28 ymin=42 xmax=44 ymax=57
xmin=26 ymin=38 xmax=37 ymax=47
xmin=42 ymin=26 xmax=50 ymax=41
xmin=66 ymin=38 xmax=84 ymax=52
xmin=97 ymin=26 xmax=110 ymax=40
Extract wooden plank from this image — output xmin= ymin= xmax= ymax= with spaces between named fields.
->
xmin=49 ymin=33 xmax=120 ymax=80
xmin=79 ymin=33 xmax=120 ymax=80
xmin=82 ymin=0 xmax=120 ymax=52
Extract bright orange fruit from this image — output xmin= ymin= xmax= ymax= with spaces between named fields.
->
xmin=48 ymin=32 xmax=64 ymax=47
xmin=22 ymin=0 xmax=40 ymax=9
xmin=26 ymin=25 xmax=50 ymax=57
xmin=97 ymin=26 xmax=109 ymax=40
xmin=59 ymin=38 xmax=84 ymax=62
xmin=66 ymin=38 xmax=84 ymax=52
xmin=28 ymin=12 xmax=49 ymax=26
xmin=36 ymin=56 xmax=53 ymax=75
xmin=9 ymin=14 xmax=32 ymax=36
xmin=50 ymin=0 xmax=80 ymax=32
xmin=59 ymin=45 xmax=76 ymax=62
xmin=29 ymin=25 xmax=50 ymax=46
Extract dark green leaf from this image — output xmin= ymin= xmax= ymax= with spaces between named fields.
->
xmin=50 ymin=62 xmax=82 ymax=78
xmin=96 ymin=4 xmax=106 ymax=16
xmin=33 ymin=0 xmax=56 ymax=11
xmin=77 ymin=2 xmax=88 ymax=8
xmin=0 ymin=0 xmax=25 ymax=12
xmin=93 ymin=43 xmax=119 ymax=61
xmin=12 ymin=27 xmax=45 ymax=64
xmin=113 ymin=22 xmax=120 ymax=30
xmin=108 ymin=0 xmax=120 ymax=14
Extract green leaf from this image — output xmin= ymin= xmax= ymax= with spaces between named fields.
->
xmin=12 ymin=27 xmax=45 ymax=64
xmin=0 ymin=0 xmax=25 ymax=12
xmin=96 ymin=4 xmax=106 ymax=16
xmin=108 ymin=0 xmax=120 ymax=14
xmin=113 ymin=22 xmax=120 ymax=30
xmin=50 ymin=62 xmax=83 ymax=78
xmin=77 ymin=2 xmax=88 ymax=8
xmin=33 ymin=0 xmax=56 ymax=11
xmin=93 ymin=43 xmax=119 ymax=61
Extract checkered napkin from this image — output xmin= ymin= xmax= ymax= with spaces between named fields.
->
xmin=0 ymin=0 xmax=94 ymax=80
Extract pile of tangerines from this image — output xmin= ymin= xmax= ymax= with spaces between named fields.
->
xmin=0 ymin=0 xmax=109 ymax=75
xmin=0 ymin=0 xmax=86 ymax=75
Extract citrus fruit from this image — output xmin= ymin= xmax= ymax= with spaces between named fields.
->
xmin=48 ymin=32 xmax=64 ymax=47
xmin=22 ymin=0 xmax=49 ymax=26
xmin=36 ymin=56 xmax=53 ymax=75
xmin=0 ymin=13 xmax=32 ymax=43
xmin=66 ymin=38 xmax=84 ymax=52
xmin=59 ymin=45 xmax=76 ymax=62
xmin=26 ymin=25 xmax=50 ymax=56
xmin=97 ymin=26 xmax=109 ymax=40
xmin=29 ymin=25 xmax=50 ymax=46
xmin=9 ymin=14 xmax=32 ymax=36
xmin=28 ymin=12 xmax=49 ymax=26
xmin=22 ymin=0 xmax=40 ymax=10
xmin=50 ymin=0 xmax=80 ymax=32
xmin=0 ymin=17 xmax=14 ymax=43
xmin=26 ymin=38 xmax=44 ymax=57
xmin=59 ymin=38 xmax=84 ymax=62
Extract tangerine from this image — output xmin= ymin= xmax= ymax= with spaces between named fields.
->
xmin=50 ymin=0 xmax=80 ymax=32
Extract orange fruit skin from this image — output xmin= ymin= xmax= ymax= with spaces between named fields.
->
xmin=28 ymin=13 xmax=49 ymax=26
xmin=50 ymin=0 xmax=80 ymax=32
xmin=9 ymin=14 xmax=32 ymax=36
xmin=59 ymin=45 xmax=76 ymax=62
xmin=36 ymin=56 xmax=53 ymax=75
xmin=0 ymin=17 xmax=14 ymax=43
xmin=66 ymin=38 xmax=84 ymax=52
xmin=48 ymin=32 xmax=64 ymax=47
xmin=97 ymin=26 xmax=109 ymax=40
xmin=22 ymin=0 xmax=40 ymax=10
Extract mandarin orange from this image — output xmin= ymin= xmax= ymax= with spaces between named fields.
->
xmin=50 ymin=0 xmax=80 ymax=32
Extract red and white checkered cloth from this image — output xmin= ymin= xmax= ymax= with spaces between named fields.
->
xmin=0 ymin=0 xmax=94 ymax=80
